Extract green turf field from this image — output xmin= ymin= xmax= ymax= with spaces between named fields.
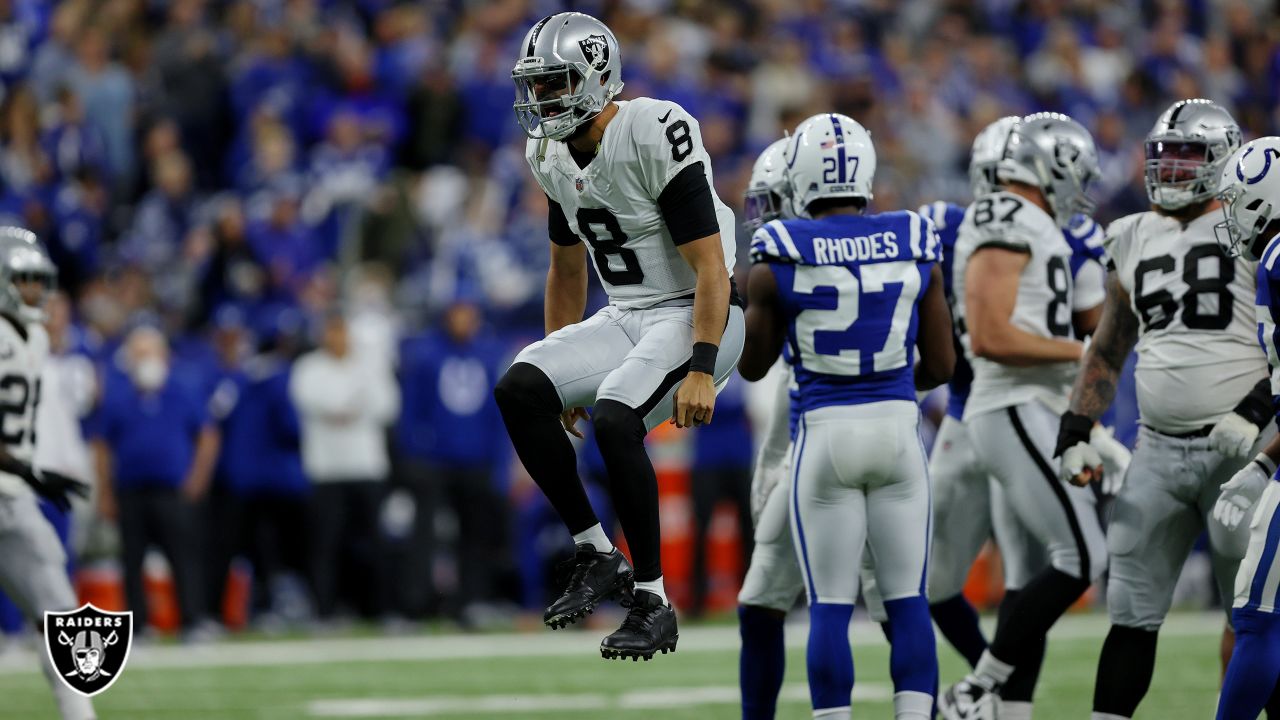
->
xmin=0 ymin=612 xmax=1223 ymax=719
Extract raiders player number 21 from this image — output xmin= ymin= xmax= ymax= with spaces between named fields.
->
xmin=495 ymin=12 xmax=744 ymax=661
xmin=0 ymin=227 xmax=93 ymax=720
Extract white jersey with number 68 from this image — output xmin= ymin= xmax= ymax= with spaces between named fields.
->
xmin=1104 ymin=211 xmax=1264 ymax=434
xmin=952 ymin=190 xmax=1078 ymax=420
xmin=524 ymin=98 xmax=738 ymax=309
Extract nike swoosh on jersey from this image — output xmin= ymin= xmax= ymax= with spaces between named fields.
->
xmin=657 ymin=109 xmax=672 ymax=123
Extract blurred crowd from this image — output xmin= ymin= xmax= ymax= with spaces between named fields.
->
xmin=0 ymin=0 xmax=1272 ymax=633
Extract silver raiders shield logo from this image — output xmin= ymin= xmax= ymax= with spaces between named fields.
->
xmin=579 ymin=34 xmax=609 ymax=71
xmin=44 ymin=604 xmax=133 ymax=697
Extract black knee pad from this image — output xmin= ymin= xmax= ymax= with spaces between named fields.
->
xmin=592 ymin=399 xmax=645 ymax=447
xmin=493 ymin=362 xmax=561 ymax=417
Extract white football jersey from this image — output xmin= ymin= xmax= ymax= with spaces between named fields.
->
xmin=1105 ymin=211 xmax=1266 ymax=433
xmin=952 ymin=191 xmax=1078 ymax=419
xmin=35 ymin=351 xmax=96 ymax=482
xmin=525 ymin=98 xmax=737 ymax=309
xmin=0 ymin=316 xmax=47 ymax=496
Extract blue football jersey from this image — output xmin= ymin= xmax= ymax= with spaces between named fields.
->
xmin=751 ymin=210 xmax=940 ymax=417
xmin=919 ymin=201 xmax=971 ymax=420
xmin=1256 ymin=239 xmax=1280 ymax=431
xmin=1063 ymin=213 xmax=1106 ymax=273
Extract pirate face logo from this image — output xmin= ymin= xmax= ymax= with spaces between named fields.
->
xmin=578 ymin=34 xmax=609 ymax=72
xmin=44 ymin=604 xmax=133 ymax=697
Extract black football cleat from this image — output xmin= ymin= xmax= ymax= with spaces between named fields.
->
xmin=543 ymin=545 xmax=634 ymax=630
xmin=599 ymin=589 xmax=678 ymax=661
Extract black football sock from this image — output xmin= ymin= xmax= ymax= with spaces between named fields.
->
xmin=995 ymin=590 xmax=1045 ymax=703
xmin=592 ymin=399 xmax=663 ymax=582
xmin=494 ymin=362 xmax=599 ymax=534
xmin=930 ymin=593 xmax=988 ymax=668
xmin=1092 ymin=625 xmax=1158 ymax=717
xmin=989 ymin=568 xmax=1090 ymax=669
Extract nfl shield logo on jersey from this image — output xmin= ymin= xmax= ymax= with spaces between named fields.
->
xmin=44 ymin=604 xmax=133 ymax=697
xmin=575 ymin=177 xmax=585 ymax=192
xmin=579 ymin=34 xmax=609 ymax=71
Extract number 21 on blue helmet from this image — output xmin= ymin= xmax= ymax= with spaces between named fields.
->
xmin=783 ymin=113 xmax=876 ymax=218
xmin=1215 ymin=137 xmax=1280 ymax=262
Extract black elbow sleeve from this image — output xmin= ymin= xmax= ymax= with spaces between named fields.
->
xmin=547 ymin=197 xmax=579 ymax=247
xmin=657 ymin=163 xmax=720 ymax=245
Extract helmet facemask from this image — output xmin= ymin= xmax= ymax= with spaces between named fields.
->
xmin=969 ymin=116 xmax=1020 ymax=198
xmin=743 ymin=187 xmax=783 ymax=233
xmin=12 ymin=269 xmax=54 ymax=324
xmin=513 ymin=63 xmax=599 ymax=141
xmin=969 ymin=161 xmax=1001 ymax=198
xmin=1215 ymin=184 xmax=1278 ymax=261
xmin=1145 ymin=138 xmax=1225 ymax=210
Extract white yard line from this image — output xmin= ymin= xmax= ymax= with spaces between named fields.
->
xmin=0 ymin=612 xmax=1224 ymax=676
xmin=306 ymin=683 xmax=894 ymax=717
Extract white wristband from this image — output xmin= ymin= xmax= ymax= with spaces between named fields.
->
xmin=1254 ymin=452 xmax=1278 ymax=477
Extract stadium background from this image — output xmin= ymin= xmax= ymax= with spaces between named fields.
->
xmin=0 ymin=0 xmax=1276 ymax=717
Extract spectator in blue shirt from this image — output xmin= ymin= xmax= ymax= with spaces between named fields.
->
xmin=66 ymin=27 xmax=134 ymax=194
xmin=41 ymin=86 xmax=107 ymax=185
xmin=397 ymin=297 xmax=508 ymax=618
xmin=122 ymin=150 xmax=201 ymax=270
xmin=208 ymin=310 xmax=311 ymax=624
xmin=92 ymin=326 xmax=220 ymax=636
xmin=688 ymin=373 xmax=754 ymax=617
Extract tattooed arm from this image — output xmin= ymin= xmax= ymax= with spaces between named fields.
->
xmin=1069 ymin=272 xmax=1140 ymax=420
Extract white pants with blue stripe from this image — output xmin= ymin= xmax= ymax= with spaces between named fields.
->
xmin=790 ymin=401 xmax=930 ymax=606
xmin=1233 ymin=481 xmax=1280 ymax=614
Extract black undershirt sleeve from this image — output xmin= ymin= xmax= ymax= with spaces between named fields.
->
xmin=546 ymin=196 xmax=579 ymax=247
xmin=657 ymin=162 xmax=721 ymax=246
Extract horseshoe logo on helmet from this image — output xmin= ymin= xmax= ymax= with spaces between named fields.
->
xmin=1238 ymin=146 xmax=1280 ymax=185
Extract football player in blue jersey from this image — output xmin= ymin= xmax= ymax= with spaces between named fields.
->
xmin=739 ymin=112 xmax=955 ymax=720
xmin=1212 ymin=136 xmax=1280 ymax=720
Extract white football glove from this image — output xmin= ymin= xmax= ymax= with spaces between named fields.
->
xmin=1059 ymin=439 xmax=1103 ymax=486
xmin=1209 ymin=412 xmax=1262 ymax=459
xmin=1090 ymin=425 xmax=1131 ymax=495
xmin=1213 ymin=458 xmax=1271 ymax=534
xmin=750 ymin=456 xmax=788 ymax=525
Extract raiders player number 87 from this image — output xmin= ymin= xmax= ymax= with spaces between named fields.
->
xmin=496 ymin=12 xmax=743 ymax=661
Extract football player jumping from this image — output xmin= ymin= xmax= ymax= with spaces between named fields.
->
xmin=1212 ymin=136 xmax=1280 ymax=720
xmin=1056 ymin=99 xmax=1269 ymax=720
xmin=495 ymin=12 xmax=744 ymax=661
